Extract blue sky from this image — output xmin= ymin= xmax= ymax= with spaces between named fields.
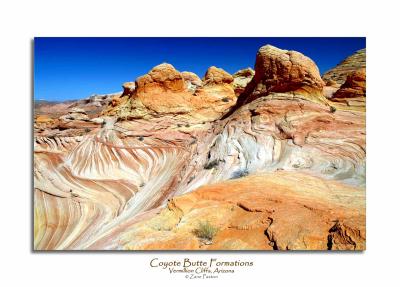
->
xmin=34 ymin=37 xmax=366 ymax=101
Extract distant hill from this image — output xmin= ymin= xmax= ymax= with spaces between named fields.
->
xmin=34 ymin=93 xmax=120 ymax=118
xmin=322 ymin=48 xmax=366 ymax=85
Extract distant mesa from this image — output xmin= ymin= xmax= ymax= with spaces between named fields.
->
xmin=34 ymin=93 xmax=116 ymax=119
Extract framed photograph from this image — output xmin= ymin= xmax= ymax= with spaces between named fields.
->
xmin=33 ymin=37 xmax=366 ymax=251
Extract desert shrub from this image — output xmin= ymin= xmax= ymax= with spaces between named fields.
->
xmin=230 ymin=169 xmax=249 ymax=179
xmin=138 ymin=136 xmax=144 ymax=141
xmin=185 ymin=123 xmax=190 ymax=128
xmin=193 ymin=221 xmax=218 ymax=241
xmin=221 ymin=97 xmax=230 ymax=102
xmin=204 ymin=159 xmax=219 ymax=170
xmin=330 ymin=106 xmax=337 ymax=113
xmin=84 ymin=128 xmax=91 ymax=133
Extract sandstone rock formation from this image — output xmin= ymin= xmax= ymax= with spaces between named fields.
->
xmin=323 ymin=48 xmax=366 ymax=85
xmin=203 ymin=66 xmax=234 ymax=85
xmin=182 ymin=71 xmax=202 ymax=90
xmin=69 ymin=94 xmax=115 ymax=111
xmin=35 ymin=114 xmax=56 ymax=126
xmin=103 ymin=63 xmax=237 ymax=123
xmin=34 ymin=44 xmax=366 ymax=251
xmin=232 ymin=68 xmax=255 ymax=95
xmin=59 ymin=107 xmax=89 ymax=121
xmin=119 ymin=171 xmax=365 ymax=250
xmin=333 ymin=68 xmax=366 ymax=98
xmin=235 ymin=45 xmax=326 ymax=109
xmin=57 ymin=108 xmax=101 ymax=132
xmin=34 ymin=115 xmax=60 ymax=135
xmin=330 ymin=68 xmax=366 ymax=107
xmin=206 ymin=95 xmax=365 ymax=185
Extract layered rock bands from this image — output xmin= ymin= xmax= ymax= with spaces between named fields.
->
xmin=34 ymin=44 xmax=366 ymax=250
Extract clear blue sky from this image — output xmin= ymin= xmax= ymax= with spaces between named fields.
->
xmin=34 ymin=37 xmax=366 ymax=101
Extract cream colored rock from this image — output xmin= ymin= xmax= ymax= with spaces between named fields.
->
xmin=59 ymin=108 xmax=89 ymax=121
xmin=122 ymin=81 xmax=136 ymax=95
xmin=233 ymin=68 xmax=254 ymax=95
xmin=182 ymin=71 xmax=203 ymax=88
xmin=90 ymin=117 xmax=105 ymax=124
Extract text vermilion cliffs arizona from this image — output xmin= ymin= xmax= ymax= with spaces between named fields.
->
xmin=34 ymin=40 xmax=366 ymax=250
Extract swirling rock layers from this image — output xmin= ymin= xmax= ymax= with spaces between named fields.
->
xmin=34 ymin=44 xmax=365 ymax=250
xmin=34 ymin=123 xmax=191 ymax=250
xmin=201 ymin=94 xmax=365 ymax=187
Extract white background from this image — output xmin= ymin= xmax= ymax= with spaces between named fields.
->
xmin=0 ymin=0 xmax=399 ymax=286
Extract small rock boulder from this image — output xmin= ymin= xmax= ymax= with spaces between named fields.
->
xmin=203 ymin=66 xmax=233 ymax=85
xmin=59 ymin=108 xmax=89 ymax=121
xmin=90 ymin=117 xmax=105 ymax=124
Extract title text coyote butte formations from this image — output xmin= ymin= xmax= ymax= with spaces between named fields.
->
xmin=34 ymin=44 xmax=366 ymax=250
xmin=150 ymin=258 xmax=253 ymax=269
